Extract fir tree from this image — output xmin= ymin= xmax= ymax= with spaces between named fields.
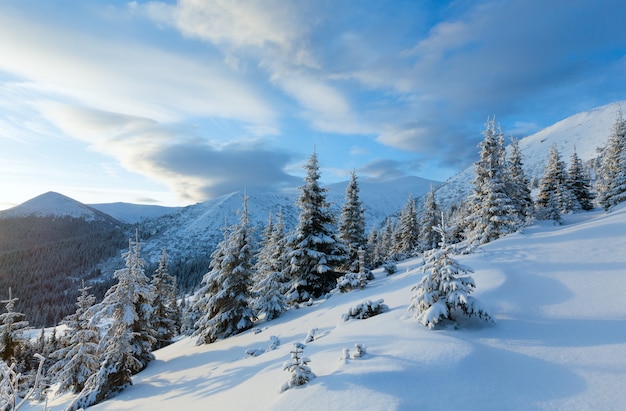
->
xmin=150 ymin=248 xmax=180 ymax=350
xmin=69 ymin=234 xmax=156 ymax=410
xmin=48 ymin=281 xmax=100 ymax=394
xmin=391 ymin=195 xmax=420 ymax=257
xmin=253 ymin=210 xmax=289 ymax=321
xmin=284 ymin=152 xmax=347 ymax=303
xmin=409 ymin=215 xmax=493 ymax=328
xmin=0 ymin=288 xmax=29 ymax=363
xmin=465 ymin=119 xmax=517 ymax=246
xmin=338 ymin=171 xmax=367 ymax=273
xmin=193 ymin=194 xmax=257 ymax=344
xmin=505 ymin=137 xmax=533 ymax=219
xmin=568 ymin=148 xmax=595 ymax=211
xmin=597 ymin=109 xmax=626 ymax=210
xmin=419 ymin=186 xmax=441 ymax=252
xmin=280 ymin=343 xmax=315 ymax=392
xmin=536 ymin=144 xmax=572 ymax=221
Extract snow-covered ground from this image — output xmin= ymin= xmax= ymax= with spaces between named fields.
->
xmin=35 ymin=204 xmax=626 ymax=411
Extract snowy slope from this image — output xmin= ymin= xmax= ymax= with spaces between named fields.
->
xmin=36 ymin=204 xmax=626 ymax=411
xmin=89 ymin=202 xmax=182 ymax=224
xmin=436 ymin=101 xmax=625 ymax=208
xmin=0 ymin=191 xmax=118 ymax=223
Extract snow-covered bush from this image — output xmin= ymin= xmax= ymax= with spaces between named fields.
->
xmin=352 ymin=343 xmax=366 ymax=358
xmin=280 ymin=343 xmax=315 ymax=393
xmin=383 ymin=261 xmax=397 ymax=275
xmin=336 ymin=272 xmax=363 ymax=292
xmin=342 ymin=299 xmax=388 ymax=321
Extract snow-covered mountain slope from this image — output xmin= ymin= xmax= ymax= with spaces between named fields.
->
xmin=38 ymin=205 xmax=626 ymax=411
xmin=0 ymin=191 xmax=119 ymax=223
xmin=436 ymin=100 xmax=625 ymax=208
xmin=139 ymin=176 xmax=438 ymax=262
xmin=89 ymin=202 xmax=182 ymax=224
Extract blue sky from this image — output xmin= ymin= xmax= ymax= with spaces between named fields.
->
xmin=1 ymin=0 xmax=625 ymax=209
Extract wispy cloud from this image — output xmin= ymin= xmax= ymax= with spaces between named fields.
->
xmin=38 ymin=104 xmax=298 ymax=202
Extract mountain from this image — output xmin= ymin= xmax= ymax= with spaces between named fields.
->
xmin=0 ymin=191 xmax=120 ymax=223
xmin=89 ymin=202 xmax=182 ymax=224
xmin=435 ymin=100 xmax=625 ymax=208
xmin=0 ymin=193 xmax=128 ymax=326
xmin=37 ymin=204 xmax=626 ymax=410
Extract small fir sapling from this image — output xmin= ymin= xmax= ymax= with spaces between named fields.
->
xmin=409 ymin=214 xmax=494 ymax=328
xmin=280 ymin=343 xmax=315 ymax=393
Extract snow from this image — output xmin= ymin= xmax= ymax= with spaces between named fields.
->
xmin=31 ymin=203 xmax=626 ymax=410
xmin=0 ymin=192 xmax=115 ymax=222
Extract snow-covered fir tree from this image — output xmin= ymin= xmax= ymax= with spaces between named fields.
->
xmin=418 ymin=186 xmax=441 ymax=252
xmin=465 ymin=118 xmax=517 ymax=247
xmin=391 ymin=195 xmax=420 ymax=258
xmin=409 ymin=216 xmax=494 ymax=328
xmin=366 ymin=228 xmax=383 ymax=268
xmin=597 ymin=109 xmax=626 ymax=210
xmin=280 ymin=343 xmax=315 ymax=392
xmin=193 ymin=194 xmax=257 ymax=344
xmin=338 ymin=171 xmax=367 ymax=273
xmin=47 ymin=280 xmax=100 ymax=394
xmin=0 ymin=288 xmax=29 ymax=363
xmin=252 ymin=210 xmax=289 ymax=321
xmin=536 ymin=144 xmax=573 ymax=221
xmin=150 ymin=248 xmax=180 ymax=350
xmin=568 ymin=148 xmax=595 ymax=211
xmin=505 ymin=137 xmax=533 ymax=220
xmin=283 ymin=152 xmax=347 ymax=303
xmin=68 ymin=234 xmax=156 ymax=410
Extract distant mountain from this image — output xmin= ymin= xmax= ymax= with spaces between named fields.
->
xmin=90 ymin=202 xmax=182 ymax=224
xmin=435 ymin=100 xmax=625 ymax=208
xmin=0 ymin=191 xmax=119 ymax=223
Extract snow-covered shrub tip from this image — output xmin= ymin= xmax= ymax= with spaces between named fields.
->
xmin=280 ymin=343 xmax=315 ymax=393
xmin=342 ymin=299 xmax=389 ymax=321
xmin=336 ymin=272 xmax=364 ymax=292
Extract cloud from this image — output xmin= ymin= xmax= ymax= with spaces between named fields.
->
xmin=358 ymin=159 xmax=417 ymax=182
xmin=0 ymin=9 xmax=277 ymax=128
xmin=38 ymin=104 xmax=298 ymax=202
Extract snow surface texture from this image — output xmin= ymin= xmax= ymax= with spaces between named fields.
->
xmin=33 ymin=204 xmax=626 ymax=410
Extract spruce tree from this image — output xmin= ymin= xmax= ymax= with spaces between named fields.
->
xmin=0 ymin=288 xmax=29 ymax=363
xmin=284 ymin=152 xmax=347 ymax=303
xmin=465 ymin=119 xmax=517 ymax=247
xmin=536 ymin=144 xmax=573 ymax=221
xmin=409 ymin=216 xmax=493 ymax=328
xmin=391 ymin=195 xmax=420 ymax=257
xmin=568 ymin=148 xmax=595 ymax=211
xmin=48 ymin=281 xmax=100 ymax=394
xmin=505 ymin=137 xmax=533 ymax=220
xmin=69 ymin=234 xmax=156 ymax=410
xmin=150 ymin=248 xmax=180 ymax=350
xmin=253 ymin=211 xmax=289 ymax=321
xmin=338 ymin=171 xmax=367 ymax=272
xmin=193 ymin=194 xmax=256 ymax=344
xmin=597 ymin=109 xmax=626 ymax=210
xmin=419 ymin=186 xmax=441 ymax=252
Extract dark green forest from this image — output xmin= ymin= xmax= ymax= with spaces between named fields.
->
xmin=0 ymin=216 xmax=128 ymax=326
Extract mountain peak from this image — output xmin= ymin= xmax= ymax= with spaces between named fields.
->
xmin=0 ymin=191 xmax=119 ymax=222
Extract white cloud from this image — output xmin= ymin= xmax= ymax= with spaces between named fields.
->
xmin=0 ymin=9 xmax=277 ymax=128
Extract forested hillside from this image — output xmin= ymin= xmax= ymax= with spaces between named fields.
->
xmin=0 ymin=215 xmax=127 ymax=326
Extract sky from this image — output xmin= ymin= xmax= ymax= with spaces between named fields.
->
xmin=1 ymin=0 xmax=625 ymax=210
